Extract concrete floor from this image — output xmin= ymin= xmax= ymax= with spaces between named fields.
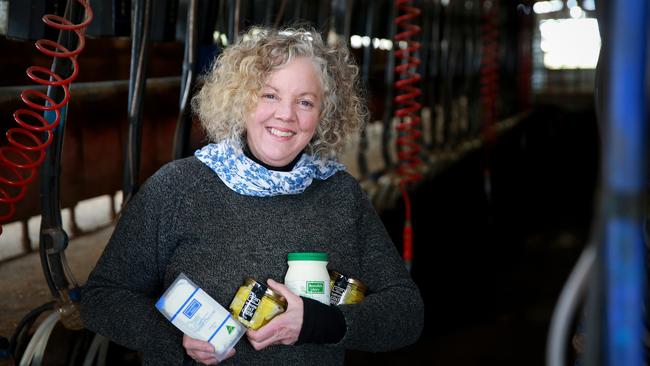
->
xmin=0 ymin=225 xmax=112 ymax=366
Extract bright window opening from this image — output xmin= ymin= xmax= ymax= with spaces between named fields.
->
xmin=538 ymin=18 xmax=601 ymax=70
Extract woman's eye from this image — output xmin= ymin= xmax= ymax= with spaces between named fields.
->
xmin=261 ymin=93 xmax=276 ymax=100
xmin=299 ymin=100 xmax=314 ymax=108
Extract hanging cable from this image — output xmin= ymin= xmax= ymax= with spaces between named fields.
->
xmin=0 ymin=0 xmax=93 ymax=234
xmin=546 ymin=244 xmax=596 ymax=366
xmin=18 ymin=311 xmax=60 ymax=366
xmin=83 ymin=334 xmax=109 ymax=366
xmin=393 ymin=0 xmax=422 ymax=272
xmin=9 ymin=301 xmax=56 ymax=361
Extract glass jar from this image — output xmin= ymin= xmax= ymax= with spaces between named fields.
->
xmin=329 ymin=270 xmax=367 ymax=305
xmin=284 ymin=252 xmax=330 ymax=305
xmin=229 ymin=278 xmax=287 ymax=330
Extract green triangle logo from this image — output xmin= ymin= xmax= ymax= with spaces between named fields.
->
xmin=226 ymin=325 xmax=235 ymax=334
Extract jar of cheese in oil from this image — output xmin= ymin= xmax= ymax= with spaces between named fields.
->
xmin=329 ymin=270 xmax=367 ymax=305
xmin=229 ymin=278 xmax=287 ymax=330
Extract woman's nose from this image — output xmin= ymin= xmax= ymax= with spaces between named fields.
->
xmin=274 ymin=100 xmax=295 ymax=121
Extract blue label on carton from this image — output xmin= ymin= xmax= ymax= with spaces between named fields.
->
xmin=183 ymin=299 xmax=202 ymax=318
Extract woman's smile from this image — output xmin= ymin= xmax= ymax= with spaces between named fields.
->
xmin=267 ymin=126 xmax=296 ymax=139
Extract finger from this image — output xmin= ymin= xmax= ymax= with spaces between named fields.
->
xmin=246 ymin=328 xmax=260 ymax=342
xmin=246 ymin=315 xmax=286 ymax=342
xmin=246 ymin=325 xmax=280 ymax=350
xmin=246 ymin=326 xmax=273 ymax=343
xmin=196 ymin=355 xmax=219 ymax=365
xmin=194 ymin=349 xmax=217 ymax=360
xmin=183 ymin=335 xmax=215 ymax=353
xmin=189 ymin=349 xmax=220 ymax=365
xmin=248 ymin=334 xmax=276 ymax=351
xmin=222 ymin=348 xmax=236 ymax=360
xmin=194 ymin=346 xmax=236 ymax=364
xmin=183 ymin=334 xmax=197 ymax=348
xmin=266 ymin=279 xmax=295 ymax=299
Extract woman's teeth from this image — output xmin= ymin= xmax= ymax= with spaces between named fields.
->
xmin=269 ymin=128 xmax=295 ymax=137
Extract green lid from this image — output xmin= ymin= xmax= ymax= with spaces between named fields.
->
xmin=287 ymin=252 xmax=328 ymax=261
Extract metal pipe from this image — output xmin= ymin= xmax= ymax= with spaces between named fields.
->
xmin=0 ymin=77 xmax=181 ymax=105
xmin=122 ymin=0 xmax=153 ymax=205
xmin=598 ymin=1 xmax=649 ymax=364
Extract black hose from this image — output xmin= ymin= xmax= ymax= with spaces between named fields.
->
xmin=439 ymin=1 xmax=453 ymax=148
xmin=357 ymin=0 xmax=377 ymax=179
xmin=172 ymin=0 xmax=199 ymax=160
xmin=39 ymin=235 xmax=59 ymax=298
xmin=427 ymin=0 xmax=441 ymax=147
xmin=39 ymin=0 xmax=86 ymax=299
xmin=122 ymin=0 xmax=153 ymax=206
xmin=226 ymin=0 xmax=238 ymax=42
xmin=381 ymin=0 xmax=397 ymax=170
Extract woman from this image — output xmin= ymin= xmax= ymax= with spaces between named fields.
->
xmin=80 ymin=26 xmax=424 ymax=365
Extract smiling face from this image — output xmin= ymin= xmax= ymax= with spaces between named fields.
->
xmin=245 ymin=57 xmax=322 ymax=167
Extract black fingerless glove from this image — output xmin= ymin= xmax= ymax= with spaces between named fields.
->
xmin=296 ymin=297 xmax=347 ymax=345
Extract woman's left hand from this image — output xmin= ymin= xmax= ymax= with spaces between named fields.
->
xmin=182 ymin=334 xmax=235 ymax=364
xmin=246 ymin=278 xmax=303 ymax=350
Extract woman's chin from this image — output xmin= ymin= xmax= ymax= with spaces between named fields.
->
xmin=258 ymin=148 xmax=299 ymax=166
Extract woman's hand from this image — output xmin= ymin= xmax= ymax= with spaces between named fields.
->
xmin=246 ymin=279 xmax=303 ymax=350
xmin=182 ymin=335 xmax=235 ymax=365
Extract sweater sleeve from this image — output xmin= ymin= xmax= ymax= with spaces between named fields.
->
xmin=80 ymin=163 xmax=187 ymax=364
xmin=334 ymin=185 xmax=424 ymax=352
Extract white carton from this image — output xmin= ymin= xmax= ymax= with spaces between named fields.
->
xmin=155 ymin=273 xmax=245 ymax=360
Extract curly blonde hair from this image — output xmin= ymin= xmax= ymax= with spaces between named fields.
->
xmin=192 ymin=26 xmax=367 ymax=158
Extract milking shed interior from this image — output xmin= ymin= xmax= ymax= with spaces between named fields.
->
xmin=0 ymin=0 xmax=646 ymax=365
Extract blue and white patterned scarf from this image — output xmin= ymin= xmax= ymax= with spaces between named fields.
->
xmin=195 ymin=140 xmax=345 ymax=197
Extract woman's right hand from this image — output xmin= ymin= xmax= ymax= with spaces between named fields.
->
xmin=182 ymin=335 xmax=235 ymax=365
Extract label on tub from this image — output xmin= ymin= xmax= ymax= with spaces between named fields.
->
xmin=285 ymin=279 xmax=330 ymax=305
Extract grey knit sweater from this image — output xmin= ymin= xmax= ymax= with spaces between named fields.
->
xmin=80 ymin=157 xmax=424 ymax=365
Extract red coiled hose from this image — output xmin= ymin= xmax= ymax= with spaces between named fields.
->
xmin=394 ymin=0 xmax=422 ymax=270
xmin=480 ymin=0 xmax=499 ymax=201
xmin=480 ymin=0 xmax=499 ymax=146
xmin=0 ymin=1 xmax=93 ymax=233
